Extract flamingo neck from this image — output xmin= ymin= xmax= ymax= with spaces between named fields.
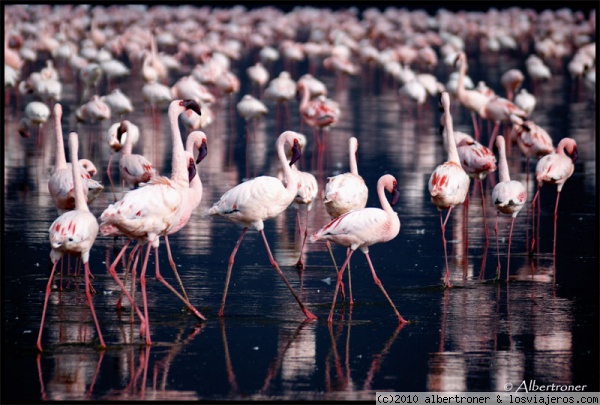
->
xmin=122 ymin=123 xmax=133 ymax=155
xmin=299 ymin=83 xmax=310 ymax=113
xmin=69 ymin=134 xmax=89 ymax=212
xmin=168 ymin=102 xmax=187 ymax=184
xmin=498 ymin=139 xmax=510 ymax=183
xmin=443 ymin=109 xmax=461 ymax=165
xmin=277 ymin=136 xmax=298 ymax=197
xmin=349 ymin=139 xmax=359 ymax=176
xmin=54 ymin=110 xmax=67 ymax=170
xmin=377 ymin=178 xmax=393 ymax=214
xmin=456 ymin=54 xmax=466 ymax=98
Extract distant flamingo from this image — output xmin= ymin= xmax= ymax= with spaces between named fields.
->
xmin=500 ymin=68 xmax=525 ymax=101
xmin=106 ymin=120 xmax=140 ymax=200
xmin=38 ymin=131 xmax=105 ymax=352
xmin=428 ymin=92 xmax=470 ymax=288
xmin=263 ymin=71 xmax=296 ymax=130
xmin=75 ymin=95 xmax=111 ymax=123
xmin=479 ymin=95 xmax=528 ymax=150
xmin=311 ymin=174 xmax=407 ymax=324
xmin=246 ymin=62 xmax=269 ymax=97
xmin=514 ymin=88 xmax=536 ymax=115
xmin=531 ymin=138 xmax=578 ymax=257
xmin=207 ymin=130 xmax=317 ymax=320
xmin=492 ymin=135 xmax=527 ymax=281
xmin=116 ymin=120 xmax=156 ymax=192
xmin=455 ymin=52 xmax=493 ymax=140
xmin=510 ymin=114 xmax=554 ymax=183
xmin=48 ymin=103 xmax=103 ymax=215
xmin=101 ymin=88 xmax=134 ymax=117
xmin=322 ymin=136 xmax=369 ymax=303
xmin=100 ymin=100 xmax=206 ymax=345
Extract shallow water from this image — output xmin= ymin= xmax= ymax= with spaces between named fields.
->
xmin=2 ymin=6 xmax=598 ymax=402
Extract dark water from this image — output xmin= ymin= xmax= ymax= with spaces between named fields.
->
xmin=3 ymin=5 xmax=598 ymax=402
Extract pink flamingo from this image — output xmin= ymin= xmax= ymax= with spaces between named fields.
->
xmin=311 ymin=174 xmax=407 ymax=324
xmin=115 ymin=119 xmax=156 ymax=194
xmin=263 ymin=71 xmax=296 ymax=131
xmin=452 ymin=131 xmax=497 ymax=244
xmin=479 ymin=95 xmax=527 ymax=150
xmin=492 ymin=135 xmax=527 ymax=281
xmin=454 ymin=52 xmax=492 ymax=141
xmin=428 ymin=92 xmax=470 ymax=288
xmin=322 ymin=136 xmax=368 ymax=304
xmin=38 ymin=131 xmax=105 ymax=351
xmin=207 ymin=130 xmax=317 ymax=321
xmin=531 ymin=138 xmax=578 ymax=257
xmin=500 ymin=68 xmax=525 ymax=101
xmin=48 ymin=103 xmax=103 ymax=215
xmin=100 ymin=100 xmax=206 ymax=345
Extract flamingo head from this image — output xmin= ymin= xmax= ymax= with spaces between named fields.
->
xmin=196 ymin=138 xmax=208 ymax=164
xmin=388 ymin=179 xmax=400 ymax=206
xmin=182 ymin=99 xmax=201 ymax=116
xmin=187 ymin=155 xmax=197 ymax=183
xmin=116 ymin=120 xmax=129 ymax=143
xmin=289 ymin=138 xmax=301 ymax=167
xmin=564 ymin=140 xmax=578 ymax=163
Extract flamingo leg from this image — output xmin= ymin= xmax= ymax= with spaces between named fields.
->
xmin=506 ymin=216 xmax=516 ymax=281
xmin=139 ymin=243 xmax=153 ymax=345
xmin=328 ymin=250 xmax=355 ymax=323
xmin=153 ymin=244 xmax=206 ymax=321
xmin=479 ymin=179 xmax=490 ymax=243
xmin=553 ymin=191 xmax=561 ymax=257
xmin=295 ymin=208 xmax=307 ymax=269
xmin=219 ymin=227 xmax=248 ymax=317
xmin=346 ymin=247 xmax=354 ymax=306
xmin=164 ymin=235 xmax=190 ymax=302
xmin=116 ymin=243 xmax=140 ymax=310
xmin=107 ymin=240 xmax=147 ymax=335
xmin=529 ymin=186 xmax=541 ymax=254
xmin=494 ymin=213 xmax=501 ymax=279
xmin=326 ymin=241 xmax=346 ymax=300
xmin=440 ymin=208 xmax=454 ymax=288
xmin=107 ymin=153 xmax=118 ymax=202
xmin=487 ymin=121 xmax=500 ymax=150
xmin=84 ymin=261 xmax=106 ymax=349
xmin=259 ymin=229 xmax=317 ymax=320
xmin=37 ymin=260 xmax=59 ymax=352
xmin=364 ymin=252 xmax=407 ymax=324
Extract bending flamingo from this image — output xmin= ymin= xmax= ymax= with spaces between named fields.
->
xmin=311 ymin=174 xmax=407 ymax=324
xmin=322 ymin=136 xmax=368 ymax=303
xmin=116 ymin=119 xmax=156 ymax=192
xmin=428 ymin=92 xmax=470 ymax=288
xmin=207 ymin=130 xmax=317 ymax=320
xmin=100 ymin=100 xmax=206 ymax=345
xmin=492 ymin=135 xmax=526 ymax=281
xmin=531 ymin=138 xmax=578 ymax=257
xmin=38 ymin=131 xmax=105 ymax=351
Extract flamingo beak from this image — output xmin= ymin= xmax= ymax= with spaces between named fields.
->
xmin=188 ymin=158 xmax=197 ymax=183
xmin=196 ymin=139 xmax=208 ymax=164
xmin=390 ymin=182 xmax=400 ymax=206
xmin=289 ymin=139 xmax=301 ymax=167
xmin=570 ymin=147 xmax=578 ymax=163
xmin=183 ymin=100 xmax=202 ymax=116
xmin=117 ymin=121 xmax=127 ymax=142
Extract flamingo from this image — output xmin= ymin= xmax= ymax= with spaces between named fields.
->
xmin=454 ymin=51 xmax=493 ymax=141
xmin=322 ymin=136 xmax=369 ymax=303
xmin=479 ymin=95 xmax=528 ymax=150
xmin=246 ymin=62 xmax=269 ymax=97
xmin=514 ymin=88 xmax=536 ymax=115
xmin=500 ymin=68 xmax=525 ymax=101
xmin=100 ymin=99 xmax=206 ymax=345
xmin=531 ymin=138 xmax=578 ymax=257
xmin=48 ymin=103 xmax=103 ymax=215
xmin=263 ymin=71 xmax=296 ymax=130
xmin=38 ymin=131 xmax=105 ymax=352
xmin=75 ymin=95 xmax=111 ymax=123
xmin=428 ymin=92 xmax=470 ymax=288
xmin=452 ymin=131 xmax=497 ymax=243
xmin=278 ymin=133 xmax=318 ymax=270
xmin=311 ymin=174 xmax=407 ymax=324
xmin=101 ymin=88 xmax=134 ymax=117
xmin=207 ymin=130 xmax=317 ymax=321
xmin=116 ymin=120 xmax=156 ymax=192
xmin=491 ymin=136 xmax=526 ymax=281
xmin=18 ymin=101 xmax=50 ymax=146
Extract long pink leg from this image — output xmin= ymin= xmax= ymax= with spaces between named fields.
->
xmin=107 ymin=240 xmax=147 ymax=334
xmin=106 ymin=153 xmax=117 ymax=202
xmin=219 ymin=228 xmax=248 ymax=317
xmin=153 ymin=245 xmax=206 ymax=321
xmin=84 ymin=262 xmax=106 ymax=349
xmin=164 ymin=235 xmax=190 ymax=302
xmin=506 ymin=217 xmax=516 ymax=281
xmin=37 ymin=260 xmax=59 ymax=351
xmin=326 ymin=241 xmax=346 ymax=300
xmin=530 ymin=186 xmax=541 ymax=254
xmin=479 ymin=179 xmax=489 ymax=243
xmin=259 ymin=229 xmax=317 ymax=320
xmin=494 ymin=213 xmax=501 ymax=279
xmin=116 ymin=243 xmax=141 ymax=310
xmin=346 ymin=248 xmax=354 ymax=306
xmin=364 ymin=252 xmax=408 ymax=324
xmin=295 ymin=208 xmax=307 ymax=269
xmin=487 ymin=121 xmax=500 ymax=150
xmin=139 ymin=243 xmax=153 ymax=345
xmin=328 ymin=250 xmax=355 ymax=323
xmin=553 ymin=191 xmax=562 ymax=257
xmin=440 ymin=208 xmax=454 ymax=288
xmin=471 ymin=112 xmax=480 ymax=141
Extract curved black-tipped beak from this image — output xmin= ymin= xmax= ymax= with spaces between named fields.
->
xmin=117 ymin=121 xmax=127 ymax=142
xmin=188 ymin=157 xmax=197 ymax=183
xmin=196 ymin=139 xmax=208 ymax=164
xmin=453 ymin=53 xmax=461 ymax=67
xmin=182 ymin=99 xmax=202 ymax=116
xmin=390 ymin=182 xmax=400 ymax=206
xmin=289 ymin=139 xmax=301 ymax=166
xmin=570 ymin=147 xmax=578 ymax=163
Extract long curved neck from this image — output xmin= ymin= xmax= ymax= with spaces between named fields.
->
xmin=69 ymin=133 xmax=88 ymax=212
xmin=443 ymin=106 xmax=461 ymax=165
xmin=456 ymin=53 xmax=467 ymax=99
xmin=277 ymin=135 xmax=298 ymax=196
xmin=377 ymin=178 xmax=393 ymax=214
xmin=54 ymin=106 xmax=67 ymax=170
xmin=168 ymin=102 xmax=187 ymax=183
xmin=497 ymin=138 xmax=510 ymax=183
xmin=122 ymin=122 xmax=133 ymax=155
xmin=299 ymin=82 xmax=310 ymax=112
xmin=349 ymin=139 xmax=359 ymax=176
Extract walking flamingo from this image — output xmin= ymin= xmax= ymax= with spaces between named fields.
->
xmin=48 ymin=103 xmax=103 ymax=215
xmin=531 ymin=138 xmax=578 ymax=257
xmin=38 ymin=131 xmax=105 ymax=352
xmin=322 ymin=136 xmax=369 ymax=303
xmin=492 ymin=135 xmax=527 ymax=281
xmin=310 ymin=174 xmax=407 ymax=324
xmin=100 ymin=100 xmax=206 ymax=345
xmin=428 ymin=92 xmax=470 ymax=288
xmin=207 ymin=130 xmax=317 ymax=320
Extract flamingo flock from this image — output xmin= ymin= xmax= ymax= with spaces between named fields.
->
xmin=3 ymin=4 xmax=592 ymax=351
